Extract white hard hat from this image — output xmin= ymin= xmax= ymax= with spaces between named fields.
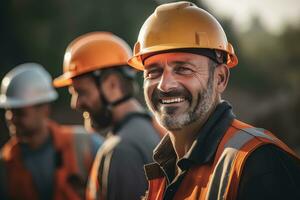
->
xmin=0 ymin=63 xmax=58 ymax=108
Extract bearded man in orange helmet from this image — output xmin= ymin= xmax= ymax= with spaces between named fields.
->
xmin=127 ymin=1 xmax=300 ymax=200
xmin=54 ymin=32 xmax=162 ymax=200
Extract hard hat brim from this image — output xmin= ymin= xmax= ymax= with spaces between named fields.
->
xmin=54 ymin=62 xmax=132 ymax=88
xmin=53 ymin=73 xmax=73 ymax=88
xmin=128 ymin=45 xmax=238 ymax=70
xmin=0 ymin=92 xmax=58 ymax=109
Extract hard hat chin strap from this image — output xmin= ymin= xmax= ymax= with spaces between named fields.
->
xmin=94 ymin=73 xmax=133 ymax=129
xmin=91 ymin=70 xmax=133 ymax=110
xmin=110 ymin=94 xmax=132 ymax=107
xmin=99 ymin=87 xmax=133 ymax=113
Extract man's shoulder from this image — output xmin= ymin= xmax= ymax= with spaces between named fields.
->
xmin=49 ymin=122 xmax=102 ymax=151
xmin=49 ymin=121 xmax=92 ymax=138
xmin=118 ymin=114 xmax=160 ymax=141
xmin=244 ymin=144 xmax=300 ymax=174
xmin=238 ymin=144 xmax=300 ymax=199
xmin=120 ymin=113 xmax=154 ymax=131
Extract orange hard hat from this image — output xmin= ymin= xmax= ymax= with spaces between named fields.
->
xmin=54 ymin=32 xmax=132 ymax=88
xmin=128 ymin=1 xmax=238 ymax=70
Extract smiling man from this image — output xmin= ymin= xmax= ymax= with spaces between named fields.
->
xmin=128 ymin=1 xmax=300 ymax=200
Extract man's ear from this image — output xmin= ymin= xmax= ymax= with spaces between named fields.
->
xmin=101 ymin=73 xmax=123 ymax=102
xmin=215 ymin=64 xmax=230 ymax=93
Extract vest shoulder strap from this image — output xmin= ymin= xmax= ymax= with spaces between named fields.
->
xmin=206 ymin=126 xmax=284 ymax=200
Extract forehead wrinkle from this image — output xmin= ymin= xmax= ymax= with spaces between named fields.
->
xmin=145 ymin=59 xmax=192 ymax=71
xmin=170 ymin=56 xmax=209 ymax=69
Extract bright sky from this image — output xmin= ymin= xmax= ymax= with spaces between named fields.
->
xmin=202 ymin=0 xmax=300 ymax=34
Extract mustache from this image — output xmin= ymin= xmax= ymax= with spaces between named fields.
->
xmin=151 ymin=87 xmax=192 ymax=104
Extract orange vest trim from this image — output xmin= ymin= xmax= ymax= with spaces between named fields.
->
xmin=144 ymin=119 xmax=299 ymax=200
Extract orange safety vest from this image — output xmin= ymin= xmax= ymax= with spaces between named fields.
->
xmin=86 ymin=117 xmax=166 ymax=200
xmin=144 ymin=119 xmax=299 ymax=200
xmin=0 ymin=120 xmax=94 ymax=200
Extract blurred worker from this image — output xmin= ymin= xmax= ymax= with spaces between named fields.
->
xmin=128 ymin=2 xmax=300 ymax=200
xmin=0 ymin=63 xmax=103 ymax=200
xmin=53 ymin=32 xmax=162 ymax=200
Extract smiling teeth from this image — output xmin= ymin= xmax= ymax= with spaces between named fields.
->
xmin=161 ymin=98 xmax=185 ymax=104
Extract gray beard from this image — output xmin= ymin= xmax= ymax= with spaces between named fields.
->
xmin=148 ymin=76 xmax=215 ymax=131
xmin=159 ymin=85 xmax=214 ymax=130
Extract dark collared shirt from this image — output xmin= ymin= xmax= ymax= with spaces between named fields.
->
xmin=107 ymin=112 xmax=161 ymax=200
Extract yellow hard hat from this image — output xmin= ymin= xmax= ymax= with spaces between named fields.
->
xmin=53 ymin=32 xmax=132 ymax=88
xmin=128 ymin=1 xmax=238 ymax=70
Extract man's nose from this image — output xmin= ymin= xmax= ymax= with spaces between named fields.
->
xmin=157 ymin=70 xmax=178 ymax=92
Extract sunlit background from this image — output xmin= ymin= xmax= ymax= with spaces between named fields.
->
xmin=0 ymin=0 xmax=299 ymax=152
xmin=204 ymin=0 xmax=300 ymax=34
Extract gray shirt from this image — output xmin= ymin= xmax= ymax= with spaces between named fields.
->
xmin=107 ymin=112 xmax=161 ymax=200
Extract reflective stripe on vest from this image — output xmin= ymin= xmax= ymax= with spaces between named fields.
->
xmin=206 ymin=127 xmax=274 ymax=200
xmin=86 ymin=134 xmax=121 ymax=200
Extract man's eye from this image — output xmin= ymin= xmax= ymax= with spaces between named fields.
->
xmin=145 ymin=69 xmax=161 ymax=79
xmin=175 ymin=67 xmax=193 ymax=75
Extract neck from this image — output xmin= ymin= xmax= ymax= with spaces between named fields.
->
xmin=168 ymin=118 xmax=205 ymax=159
xmin=111 ymin=98 xmax=144 ymax=124
xmin=169 ymin=101 xmax=219 ymax=160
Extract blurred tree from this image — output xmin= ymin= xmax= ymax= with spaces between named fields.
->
xmin=224 ymin=17 xmax=300 ymax=153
